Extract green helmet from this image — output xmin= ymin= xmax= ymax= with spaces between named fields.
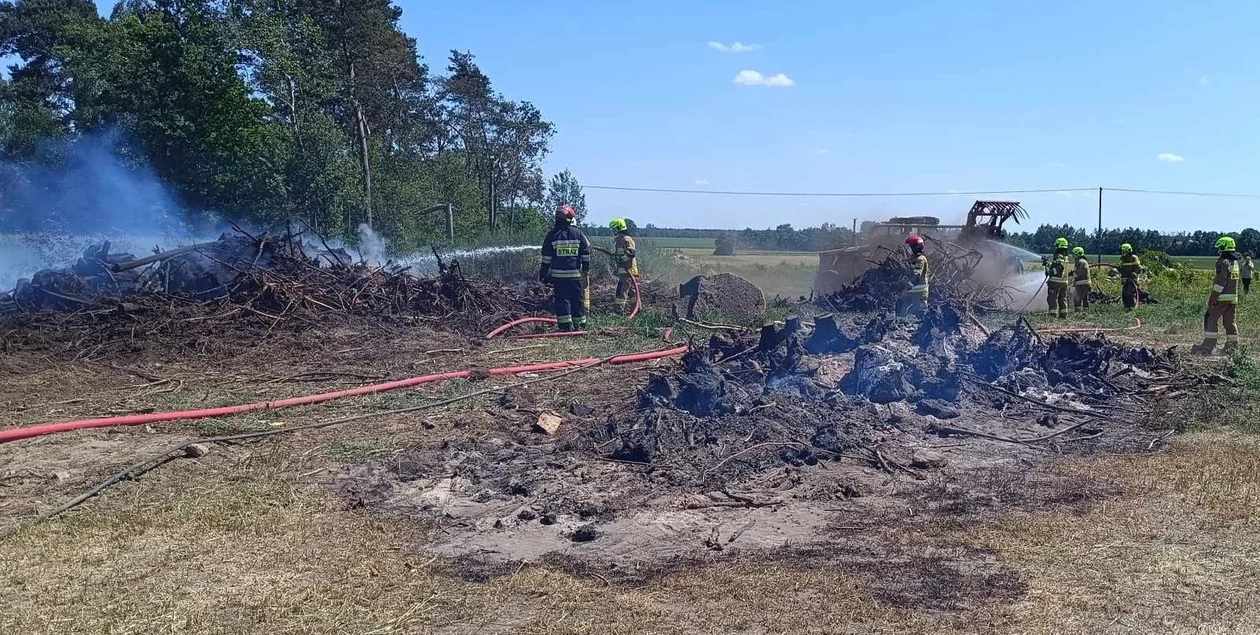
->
xmin=1072 ymin=246 xmax=1085 ymax=256
xmin=609 ymin=218 xmax=628 ymax=233
xmin=1120 ymin=243 xmax=1133 ymax=253
xmin=1054 ymin=237 xmax=1069 ymax=249
xmin=1217 ymin=235 xmax=1237 ymax=251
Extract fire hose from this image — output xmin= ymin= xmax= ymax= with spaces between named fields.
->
xmin=0 ymin=341 xmax=685 ymax=444
xmin=485 ymin=273 xmax=642 ymax=340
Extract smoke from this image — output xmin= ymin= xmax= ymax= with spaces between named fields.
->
xmin=0 ymin=131 xmax=193 ymax=235
xmin=355 ymin=223 xmax=388 ymax=265
xmin=0 ymin=131 xmax=211 ymax=289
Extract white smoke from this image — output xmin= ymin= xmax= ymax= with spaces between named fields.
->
xmin=0 ymin=131 xmax=213 ymax=289
xmin=355 ymin=223 xmax=388 ymax=265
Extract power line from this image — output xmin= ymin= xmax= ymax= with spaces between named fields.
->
xmin=1105 ymin=187 xmax=1260 ymax=199
xmin=584 ymin=185 xmax=1097 ymax=197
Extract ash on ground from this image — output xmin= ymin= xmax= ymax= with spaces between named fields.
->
xmin=341 ymin=306 xmax=1189 ymax=582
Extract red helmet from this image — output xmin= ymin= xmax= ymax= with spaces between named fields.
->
xmin=555 ymin=204 xmax=576 ymax=223
xmin=906 ymin=235 xmax=925 ymax=250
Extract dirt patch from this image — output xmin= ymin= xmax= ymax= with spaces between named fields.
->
xmin=673 ymin=272 xmax=766 ymax=321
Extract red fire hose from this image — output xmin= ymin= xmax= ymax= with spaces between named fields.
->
xmin=0 ymin=342 xmax=687 ymax=444
xmin=486 ymin=275 xmax=642 ymax=340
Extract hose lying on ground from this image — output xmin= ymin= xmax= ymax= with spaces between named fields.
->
xmin=0 ymin=357 xmax=622 ymax=537
xmin=1036 ymin=317 xmax=1143 ymax=335
xmin=485 ymin=274 xmax=642 ymax=340
xmin=0 ymin=341 xmax=686 ymax=445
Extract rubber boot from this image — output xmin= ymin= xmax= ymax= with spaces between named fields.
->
xmin=1224 ymin=341 xmax=1240 ymax=354
xmin=1190 ymin=341 xmax=1216 ymax=356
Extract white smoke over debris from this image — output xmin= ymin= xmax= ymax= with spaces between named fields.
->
xmin=355 ymin=223 xmax=388 ymax=265
xmin=0 ymin=131 xmax=211 ymax=289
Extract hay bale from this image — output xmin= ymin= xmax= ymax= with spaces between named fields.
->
xmin=674 ymin=273 xmax=766 ymax=321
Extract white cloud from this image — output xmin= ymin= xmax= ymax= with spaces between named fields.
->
xmin=1158 ymin=152 xmax=1185 ymax=162
xmin=733 ymin=70 xmax=795 ymax=87
xmin=815 ymin=148 xmax=829 ymax=155
xmin=1046 ymin=161 xmax=1066 ymax=168
xmin=694 ymin=179 xmax=710 ymax=186
xmin=1055 ymin=190 xmax=1074 ymax=198
xmin=708 ymin=41 xmax=761 ymax=53
xmin=1199 ymin=75 xmax=1210 ymax=86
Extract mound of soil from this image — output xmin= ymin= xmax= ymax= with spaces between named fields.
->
xmin=672 ymin=272 xmax=766 ymax=321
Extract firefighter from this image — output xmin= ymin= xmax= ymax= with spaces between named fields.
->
xmin=539 ymin=205 xmax=591 ymax=331
xmin=1045 ymin=237 xmax=1070 ymax=318
xmin=1243 ymin=254 xmax=1254 ymax=295
xmin=898 ymin=235 xmax=929 ymax=316
xmin=609 ymin=218 xmax=639 ymax=311
xmin=1192 ymin=236 xmax=1241 ymax=355
xmin=1071 ymin=246 xmax=1091 ymax=312
xmin=1118 ymin=244 xmax=1143 ymax=311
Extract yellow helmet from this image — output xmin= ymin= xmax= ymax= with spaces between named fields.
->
xmin=1217 ymin=236 xmax=1237 ymax=251
xmin=1072 ymin=246 xmax=1085 ymax=256
xmin=1054 ymin=237 xmax=1069 ymax=249
xmin=609 ymin=218 xmax=628 ymax=233
xmin=1120 ymin=243 xmax=1133 ymax=253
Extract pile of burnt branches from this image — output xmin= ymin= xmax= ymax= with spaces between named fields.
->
xmin=1 ymin=228 xmax=551 ymax=326
xmin=815 ymin=238 xmax=1015 ymax=314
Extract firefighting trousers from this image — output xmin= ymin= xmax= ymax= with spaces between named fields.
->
xmin=897 ymin=292 xmax=928 ymax=317
xmin=1046 ymin=283 xmax=1068 ymax=317
xmin=1074 ymin=285 xmax=1091 ymax=311
xmin=615 ymin=274 xmax=635 ymax=308
xmin=1202 ymin=303 xmax=1239 ymax=347
xmin=1122 ymin=279 xmax=1138 ymax=310
xmin=552 ymin=279 xmax=587 ymax=330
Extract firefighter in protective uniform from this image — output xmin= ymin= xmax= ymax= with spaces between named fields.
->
xmin=1118 ymin=244 xmax=1142 ymax=311
xmin=609 ymin=218 xmax=639 ymax=311
xmin=539 ymin=205 xmax=591 ymax=331
xmin=1071 ymin=246 xmax=1091 ymax=312
xmin=1044 ymin=237 xmax=1071 ymax=318
xmin=1192 ymin=236 xmax=1242 ymax=354
xmin=898 ymin=235 xmax=929 ymax=316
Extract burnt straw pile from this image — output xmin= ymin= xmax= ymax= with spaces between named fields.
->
xmin=0 ymin=230 xmax=551 ymax=324
xmin=343 ymin=309 xmax=1198 ymax=572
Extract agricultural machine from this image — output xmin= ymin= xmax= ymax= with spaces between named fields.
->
xmin=813 ymin=200 xmax=1029 ymax=294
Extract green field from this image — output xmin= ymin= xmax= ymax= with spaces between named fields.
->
xmin=1094 ymin=254 xmax=1219 ymax=268
xmin=635 ymin=236 xmax=720 ymax=250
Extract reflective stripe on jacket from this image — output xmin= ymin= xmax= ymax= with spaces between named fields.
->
xmin=1118 ymin=254 xmax=1142 ymax=281
xmin=1046 ymin=253 xmax=1070 ymax=285
xmin=1212 ymin=254 xmax=1241 ymax=304
xmin=908 ymin=253 xmax=929 ymax=294
xmin=540 ymin=224 xmax=591 ymax=280
xmin=614 ymin=233 xmax=639 ymax=276
xmin=1073 ymin=257 xmax=1092 ymax=286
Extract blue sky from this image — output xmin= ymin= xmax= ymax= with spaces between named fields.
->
xmin=89 ymin=0 xmax=1260 ymax=232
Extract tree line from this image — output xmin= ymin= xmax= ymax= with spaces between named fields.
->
xmin=585 ymin=223 xmax=857 ymax=252
xmin=1007 ymin=225 xmax=1260 ymax=256
xmin=0 ymin=0 xmax=569 ymax=250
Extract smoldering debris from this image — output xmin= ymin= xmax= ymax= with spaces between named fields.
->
xmin=815 ymin=239 xmax=1015 ymax=314
xmin=1 ymin=229 xmax=550 ymax=317
xmin=342 ymin=296 xmax=1195 ymax=576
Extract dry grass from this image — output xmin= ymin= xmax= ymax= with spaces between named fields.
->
xmin=3 ymin=431 xmax=1260 ymax=634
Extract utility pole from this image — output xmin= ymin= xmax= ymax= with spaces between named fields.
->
xmin=1097 ymin=187 xmax=1103 ymax=263
xmin=852 ymin=218 xmax=858 ymax=246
